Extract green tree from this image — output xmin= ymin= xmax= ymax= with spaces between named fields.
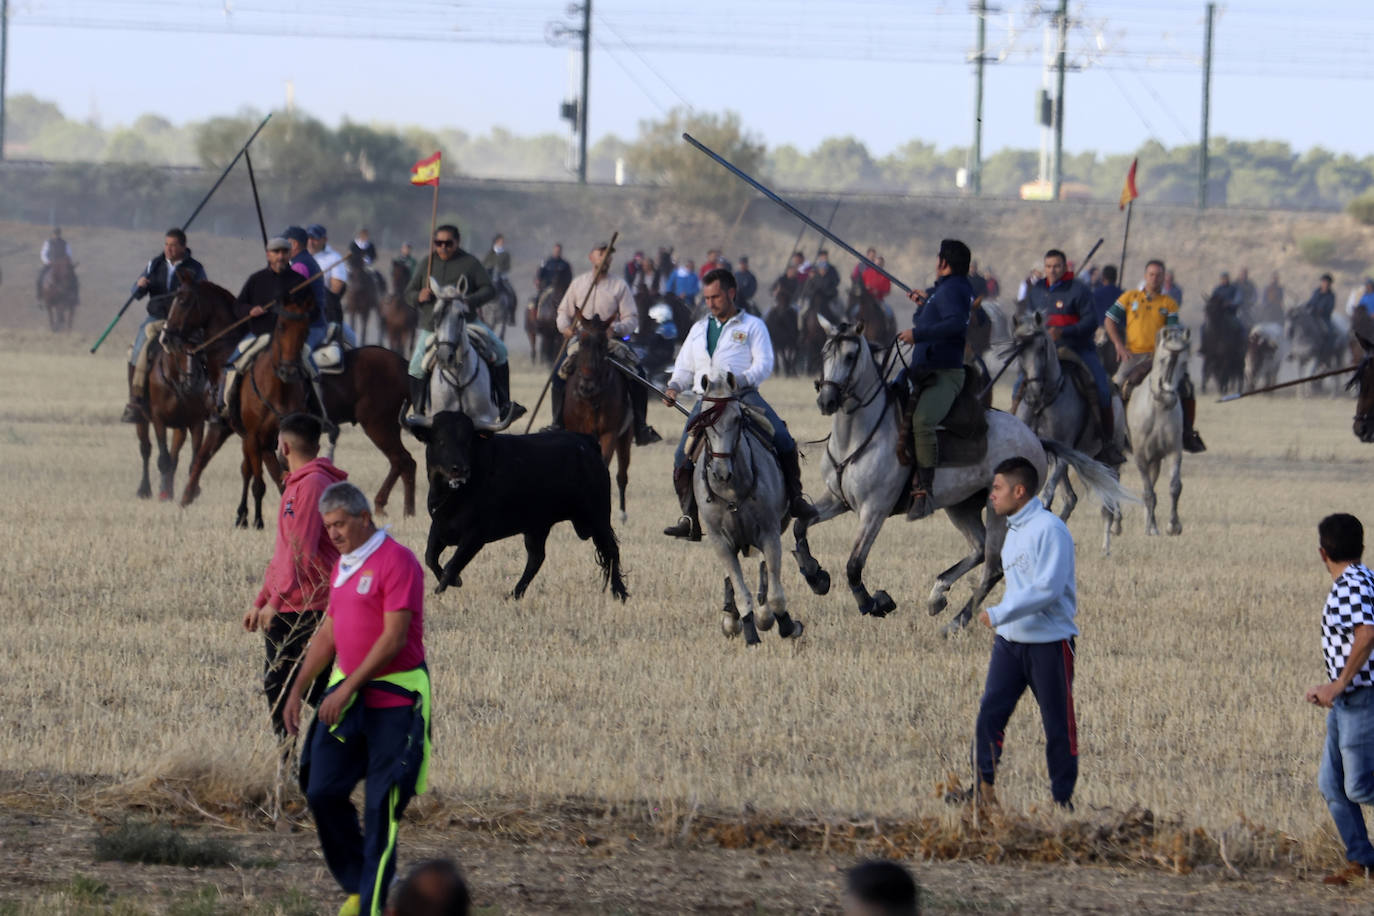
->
xmin=625 ymin=107 xmax=764 ymax=209
xmin=6 ymin=94 xmax=66 ymax=145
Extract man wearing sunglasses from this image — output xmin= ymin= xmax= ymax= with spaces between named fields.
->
xmin=402 ymin=224 xmax=518 ymax=421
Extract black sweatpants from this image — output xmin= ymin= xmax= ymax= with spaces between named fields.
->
xmin=973 ymin=634 xmax=1078 ymax=805
xmin=263 ymin=609 xmax=329 ymax=739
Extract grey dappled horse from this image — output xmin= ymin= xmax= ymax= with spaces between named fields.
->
xmin=1125 ymin=326 xmax=1190 ymax=536
xmin=1286 ymin=308 xmax=1349 ymax=395
xmin=794 ymin=317 xmax=1132 ymax=634
xmin=428 ymin=277 xmax=511 ymax=430
xmin=1010 ymin=312 xmax=1128 ymax=555
xmin=693 ymin=372 xmax=804 ymax=647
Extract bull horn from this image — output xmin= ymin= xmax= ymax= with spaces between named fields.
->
xmin=404 ymin=414 xmax=433 ymax=428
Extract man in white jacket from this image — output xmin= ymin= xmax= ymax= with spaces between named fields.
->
xmin=661 ymin=268 xmax=817 ymax=539
xmin=966 ymin=456 xmax=1079 ymax=810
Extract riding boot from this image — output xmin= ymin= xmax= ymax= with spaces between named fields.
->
xmin=663 ymin=462 xmax=701 ymax=540
xmin=906 ymin=464 xmax=938 ymax=521
xmin=408 ymin=375 xmax=427 ymax=418
xmin=211 ymin=375 xmax=229 ymax=425
xmin=120 ymin=363 xmax=145 ymax=424
xmin=1098 ymin=402 xmax=1127 ymax=465
xmin=1181 ymin=396 xmax=1207 ymax=453
xmin=490 ymin=361 xmax=526 ymax=423
xmin=779 ymin=447 xmax=818 ymax=522
xmin=630 ymin=382 xmax=662 ymax=446
xmin=895 ymin=404 xmax=915 ymax=466
xmin=543 ymin=381 xmax=566 ymax=432
xmin=310 ymin=377 xmax=338 ymax=436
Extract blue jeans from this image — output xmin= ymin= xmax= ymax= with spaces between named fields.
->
xmin=1071 ymin=345 xmax=1111 ymax=409
xmin=672 ymin=389 xmax=794 ymax=469
xmin=1318 ymin=686 xmax=1374 ymax=866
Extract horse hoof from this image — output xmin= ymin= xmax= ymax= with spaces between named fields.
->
xmin=159 ymin=491 xmax=172 ymax=502
xmin=776 ymin=613 xmax=803 ymax=640
xmin=741 ymin=614 xmax=761 ymax=646
xmin=757 ymin=610 xmax=776 ymax=632
xmin=1168 ymin=523 xmax=1182 ymax=536
xmin=870 ymin=591 xmax=896 ymax=618
xmin=928 ymin=592 xmax=949 ymax=617
xmin=137 ymin=487 xmax=151 ymax=500
xmin=721 ymin=613 xmax=741 ymax=638
xmin=807 ymin=568 xmax=831 ymax=596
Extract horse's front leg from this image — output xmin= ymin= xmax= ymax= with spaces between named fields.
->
xmin=135 ymin=420 xmax=152 ymax=500
xmin=1139 ymin=455 xmax=1160 ymax=536
xmin=712 ymin=537 xmax=759 ymax=646
xmin=944 ymin=512 xmax=1008 ymax=637
xmin=847 ymin=503 xmax=896 ymax=618
xmin=792 ymin=488 xmax=847 ymax=596
xmin=1167 ymin=448 xmax=1184 ymax=536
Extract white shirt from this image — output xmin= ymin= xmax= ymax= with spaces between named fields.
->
xmin=668 ymin=309 xmax=774 ymax=395
xmin=315 ymin=244 xmax=349 ymax=286
xmin=40 ymin=238 xmax=70 ymax=265
xmin=556 ymin=271 xmax=638 ymax=338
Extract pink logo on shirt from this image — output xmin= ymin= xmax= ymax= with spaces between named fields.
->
xmin=357 ymin=572 xmax=373 ymax=595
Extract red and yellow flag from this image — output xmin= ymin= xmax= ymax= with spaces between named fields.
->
xmin=1119 ymin=157 xmax=1139 ymax=210
xmin=410 ymin=151 xmax=441 ymax=187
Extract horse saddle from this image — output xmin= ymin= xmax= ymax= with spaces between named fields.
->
xmin=893 ymin=364 xmax=989 ymax=468
xmin=1056 ymin=347 xmax=1100 ymax=408
xmin=312 ymin=323 xmax=350 ymax=375
xmin=1119 ymin=358 xmax=1153 ymax=405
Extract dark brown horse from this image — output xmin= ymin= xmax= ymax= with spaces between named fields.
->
xmin=379 ymin=259 xmax=417 ymax=355
xmin=527 ymin=285 xmax=562 ymax=365
xmin=41 ymin=256 xmax=78 ymax=332
xmin=1199 ymin=292 xmax=1247 ymax=395
xmin=343 ymin=248 xmax=380 ymax=344
xmin=135 ymin=309 xmax=211 ymax=500
xmin=176 ymin=289 xmax=418 ymax=527
xmin=1351 ymin=333 xmax=1374 ymax=442
xmin=846 ymin=281 xmax=896 ymax=348
xmin=797 ymin=292 xmax=837 ymax=376
xmin=564 ymin=316 xmax=632 ymax=519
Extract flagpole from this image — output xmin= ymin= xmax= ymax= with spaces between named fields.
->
xmin=1119 ymin=199 xmax=1133 ymax=286
xmin=423 ymin=181 xmax=439 ymax=286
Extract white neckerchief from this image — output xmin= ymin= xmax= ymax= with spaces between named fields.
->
xmin=334 ymin=526 xmax=391 ymax=587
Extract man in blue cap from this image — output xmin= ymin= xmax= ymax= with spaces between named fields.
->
xmin=282 ymin=226 xmax=339 ymax=428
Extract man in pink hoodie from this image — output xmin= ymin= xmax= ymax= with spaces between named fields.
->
xmin=244 ymin=412 xmax=350 ymax=738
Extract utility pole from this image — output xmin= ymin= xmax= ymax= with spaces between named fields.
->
xmin=1 ymin=0 xmax=9 ymax=161
xmin=578 ymin=0 xmax=591 ymax=184
xmin=1050 ymin=0 xmax=1068 ymax=201
xmin=1198 ymin=1 xmax=1214 ymax=210
xmin=970 ymin=0 xmax=987 ymax=196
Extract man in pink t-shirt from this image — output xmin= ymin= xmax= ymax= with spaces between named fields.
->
xmin=243 ymin=412 xmax=348 ymax=739
xmin=284 ymin=482 xmax=428 ymax=916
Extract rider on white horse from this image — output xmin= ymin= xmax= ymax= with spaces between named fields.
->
xmin=895 ymin=239 xmax=975 ymax=519
xmin=544 ymin=241 xmax=662 ymax=446
xmin=661 ymin=268 xmax=817 ymax=540
xmin=403 ymin=224 xmax=514 ymax=419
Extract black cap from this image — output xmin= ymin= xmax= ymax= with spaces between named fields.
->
xmin=281 ymin=226 xmax=309 ymax=245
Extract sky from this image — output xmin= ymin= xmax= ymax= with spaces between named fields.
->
xmin=8 ymin=0 xmax=1374 ymax=166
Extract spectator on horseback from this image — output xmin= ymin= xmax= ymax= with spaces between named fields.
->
xmin=394 ymin=242 xmax=417 ymax=278
xmin=1260 ymin=272 xmax=1286 ymax=324
xmin=545 ymin=241 xmax=661 ymax=446
xmin=665 ymin=259 xmax=701 ymax=305
xmin=803 ymin=249 xmax=841 ymax=317
xmin=1024 ymin=248 xmax=1124 ymax=466
xmin=307 ymin=224 xmax=349 ymax=326
xmin=535 ymin=242 xmax=573 ymax=301
xmin=662 ymin=268 xmax=816 ymax=540
xmin=1235 ymin=267 xmax=1258 ymax=325
xmin=624 ymin=250 xmax=648 ymax=289
xmin=895 ymin=238 xmax=975 ymax=519
xmin=851 ymin=247 xmax=879 ymax=284
xmin=1304 ymin=273 xmax=1337 ymax=330
xmin=1091 ymin=265 xmax=1122 ymax=325
xmin=37 ymin=226 xmax=79 ymax=307
xmin=734 ymin=255 xmax=759 ymax=314
xmin=403 ymin=224 xmax=515 ymax=421
xmin=120 ymin=228 xmax=207 ymax=423
xmin=1210 ymin=271 xmax=1239 ymax=316
xmin=698 ymin=248 xmax=724 ymax=280
xmin=482 ymin=234 xmax=511 ymax=275
xmin=349 ymin=227 xmax=378 ymax=266
xmin=862 ymin=256 xmax=894 ymax=316
xmin=244 ymin=412 xmax=347 ymax=739
xmin=215 ymin=237 xmax=308 ymax=420
xmin=772 ymin=261 xmax=801 ymax=312
xmin=1104 ymin=259 xmax=1206 ymax=453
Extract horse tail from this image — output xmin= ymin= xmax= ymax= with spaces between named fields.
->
xmin=1038 ymin=438 xmax=1139 ymax=514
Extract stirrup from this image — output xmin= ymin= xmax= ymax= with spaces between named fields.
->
xmin=663 ymin=515 xmax=700 ymax=541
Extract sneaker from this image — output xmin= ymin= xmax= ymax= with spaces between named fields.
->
xmin=1322 ymin=862 xmax=1370 ymax=886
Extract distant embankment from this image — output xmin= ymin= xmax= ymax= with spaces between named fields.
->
xmin=5 ymin=159 xmax=1374 ymax=322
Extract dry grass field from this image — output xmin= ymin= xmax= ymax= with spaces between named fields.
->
xmin=3 ymin=219 xmax=1374 ymax=912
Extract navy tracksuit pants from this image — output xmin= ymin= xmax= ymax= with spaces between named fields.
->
xmin=974 ymin=635 xmax=1078 ymax=804
xmin=305 ymin=704 xmax=417 ymax=916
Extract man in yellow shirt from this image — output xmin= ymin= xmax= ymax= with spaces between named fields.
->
xmin=1104 ymin=259 xmax=1206 ymax=453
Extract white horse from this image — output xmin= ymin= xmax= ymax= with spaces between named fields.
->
xmin=794 ymin=317 xmax=1132 ymax=633
xmin=693 ymin=372 xmax=804 ymax=646
xmin=427 ymin=277 xmax=514 ymax=430
xmin=1010 ymin=311 xmax=1128 ymax=554
xmin=1126 ymin=326 xmax=1190 ymax=536
xmin=1244 ymin=322 xmax=1285 ymax=392
xmin=1287 ymin=308 xmax=1349 ymax=395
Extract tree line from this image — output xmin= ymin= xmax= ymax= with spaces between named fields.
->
xmin=7 ymin=93 xmax=1374 ymax=213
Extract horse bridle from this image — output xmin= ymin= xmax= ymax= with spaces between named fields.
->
xmin=690 ymin=394 xmax=759 ymax=511
xmin=433 ymin=299 xmax=480 ymax=390
xmin=815 ymin=332 xmax=885 ymax=414
xmin=1015 ymin=330 xmax=1065 ymax=421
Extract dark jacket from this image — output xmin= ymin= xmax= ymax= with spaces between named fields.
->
xmin=910 ymin=274 xmax=973 ymax=370
xmin=804 ymin=263 xmax=840 ymax=304
xmin=1306 ymin=288 xmax=1336 ymax=322
xmin=133 ymin=252 xmax=207 ymax=318
xmin=537 ymin=255 xmax=572 ymax=294
xmin=290 ymin=250 xmax=327 ymax=325
xmin=735 ymin=268 xmax=758 ymax=305
xmin=1091 ymin=282 xmax=1122 ymax=325
xmin=404 ymin=248 xmax=494 ymax=331
xmin=1028 ymin=276 xmax=1097 ymax=349
xmin=348 ymin=239 xmax=377 ymax=265
xmin=236 ymin=267 xmax=299 ymax=336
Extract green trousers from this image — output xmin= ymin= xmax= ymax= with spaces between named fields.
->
xmin=909 ymin=367 xmax=964 ymax=468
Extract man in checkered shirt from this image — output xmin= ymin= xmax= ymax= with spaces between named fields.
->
xmin=1306 ymin=513 xmax=1374 ymax=885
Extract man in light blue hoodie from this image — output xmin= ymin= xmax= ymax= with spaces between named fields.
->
xmin=968 ymin=456 xmax=1079 ymax=809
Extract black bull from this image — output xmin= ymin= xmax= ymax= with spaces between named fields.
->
xmin=406 ymin=410 xmax=629 ymax=601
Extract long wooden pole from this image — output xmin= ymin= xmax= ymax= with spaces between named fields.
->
xmin=1218 ymin=363 xmax=1359 ymax=402
xmin=188 ymin=264 xmax=330 ymax=355
xmin=422 ymin=182 xmax=439 ymax=290
xmin=524 ymin=231 xmax=619 ymax=433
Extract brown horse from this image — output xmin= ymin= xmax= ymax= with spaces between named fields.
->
xmin=564 ymin=316 xmax=632 ymax=519
xmin=176 ymin=288 xmax=418 ymax=527
xmin=135 ymin=282 xmax=214 ymax=501
xmin=379 ymin=259 xmax=417 ymax=355
xmin=527 ymin=285 xmax=562 ymax=365
xmin=1199 ymin=293 xmax=1247 ymax=395
xmin=343 ymin=248 xmax=379 ymax=344
xmin=41 ymin=256 xmax=78 ymax=332
xmin=1351 ymin=333 xmax=1374 ymax=442
xmin=846 ymin=281 xmax=896 ymax=348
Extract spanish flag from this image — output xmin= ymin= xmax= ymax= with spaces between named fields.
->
xmin=410 ymin=151 xmax=441 ymax=187
xmin=1119 ymin=157 xmax=1138 ymax=210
